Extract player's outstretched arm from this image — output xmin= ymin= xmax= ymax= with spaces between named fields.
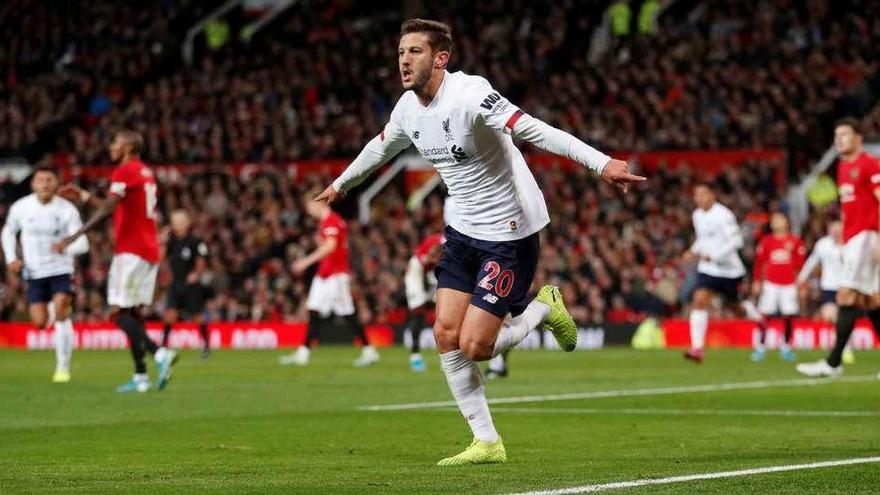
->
xmin=292 ymin=237 xmax=338 ymax=275
xmin=510 ymin=114 xmax=645 ymax=193
xmin=53 ymin=192 xmax=119 ymax=254
xmin=796 ymin=248 xmax=820 ymax=284
xmin=321 ymin=112 xmax=412 ymax=204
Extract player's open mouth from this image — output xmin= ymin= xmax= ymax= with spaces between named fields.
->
xmin=401 ymin=69 xmax=412 ymax=82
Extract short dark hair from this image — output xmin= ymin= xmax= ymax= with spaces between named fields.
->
xmin=400 ymin=18 xmax=452 ymax=55
xmin=835 ymin=117 xmax=861 ymax=135
xmin=32 ymin=165 xmax=58 ymax=177
xmin=116 ymin=130 xmax=144 ymax=155
xmin=694 ymin=182 xmax=714 ymax=191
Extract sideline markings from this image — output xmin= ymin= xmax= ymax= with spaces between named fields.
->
xmin=488 ymin=406 xmax=880 ymax=418
xmin=359 ymin=375 xmax=877 ymax=411
xmin=504 ymin=456 xmax=880 ymax=494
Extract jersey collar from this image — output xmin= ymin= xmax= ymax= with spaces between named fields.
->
xmin=418 ymin=70 xmax=449 ymax=110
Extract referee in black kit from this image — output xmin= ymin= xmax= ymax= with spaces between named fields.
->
xmin=162 ymin=209 xmax=211 ymax=357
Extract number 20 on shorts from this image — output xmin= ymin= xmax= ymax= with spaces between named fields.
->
xmin=477 ymin=261 xmax=514 ymax=297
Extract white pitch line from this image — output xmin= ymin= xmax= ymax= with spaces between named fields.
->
xmin=359 ymin=374 xmax=877 ymax=411
xmin=488 ymin=406 xmax=880 ymax=418
xmin=505 ymin=456 xmax=880 ymax=495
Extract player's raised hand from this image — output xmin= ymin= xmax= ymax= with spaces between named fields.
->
xmin=52 ymin=238 xmax=71 ymax=254
xmin=58 ymin=183 xmax=84 ymax=202
xmin=314 ymin=185 xmax=345 ymax=205
xmin=291 ymin=259 xmax=309 ymax=276
xmin=600 ymin=159 xmax=646 ymax=193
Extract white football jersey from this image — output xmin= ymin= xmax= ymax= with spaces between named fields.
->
xmin=379 ymin=71 xmax=549 ymax=241
xmin=691 ymin=202 xmax=746 ymax=279
xmin=1 ymin=194 xmax=88 ymax=280
xmin=798 ymin=235 xmax=843 ymax=291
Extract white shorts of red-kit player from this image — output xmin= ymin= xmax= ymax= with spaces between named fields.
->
xmin=840 ymin=231 xmax=880 ymax=295
xmin=107 ymin=253 xmax=158 ymax=308
xmin=307 ymin=273 xmax=355 ymax=317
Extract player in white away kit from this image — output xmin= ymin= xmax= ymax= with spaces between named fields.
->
xmin=2 ymin=167 xmax=88 ymax=383
xmin=796 ymin=220 xmax=853 ymax=363
xmin=683 ymin=183 xmax=767 ymax=363
xmin=314 ymin=19 xmax=644 ymax=465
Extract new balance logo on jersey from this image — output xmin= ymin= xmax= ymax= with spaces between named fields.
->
xmin=412 ymin=131 xmax=419 ymax=139
xmin=482 ymin=293 xmax=499 ymax=304
xmin=479 ymin=92 xmax=501 ymax=110
xmin=451 ymin=145 xmax=468 ymax=162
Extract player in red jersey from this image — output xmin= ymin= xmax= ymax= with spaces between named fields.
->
xmin=404 ymin=232 xmax=445 ymax=372
xmin=798 ymin=118 xmax=880 ymax=377
xmin=54 ymin=131 xmax=178 ymax=392
xmin=751 ymin=212 xmax=806 ymax=362
xmin=279 ymin=192 xmax=378 ymax=367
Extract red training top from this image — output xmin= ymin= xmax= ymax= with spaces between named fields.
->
xmin=317 ymin=211 xmax=350 ymax=277
xmin=109 ymin=159 xmax=160 ymax=263
xmin=753 ymin=233 xmax=806 ymax=285
xmin=838 ymin=151 xmax=880 ymax=242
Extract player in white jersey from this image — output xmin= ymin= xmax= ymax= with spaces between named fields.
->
xmin=797 ymin=220 xmax=855 ymax=363
xmin=683 ymin=183 xmax=766 ymax=363
xmin=798 ymin=220 xmax=845 ymax=321
xmin=1 ymin=167 xmax=88 ymax=383
xmin=314 ymin=19 xmax=644 ymax=465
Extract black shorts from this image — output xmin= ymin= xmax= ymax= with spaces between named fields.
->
xmin=695 ymin=272 xmax=742 ymax=303
xmin=166 ymin=282 xmax=206 ymax=316
xmin=820 ymin=289 xmax=837 ymax=305
xmin=26 ymin=274 xmax=73 ymax=304
xmin=435 ymin=226 xmax=540 ymax=318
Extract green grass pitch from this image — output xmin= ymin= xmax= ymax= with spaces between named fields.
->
xmin=1 ymin=347 xmax=878 ymax=494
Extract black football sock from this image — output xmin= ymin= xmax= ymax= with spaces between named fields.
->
xmin=304 ymin=311 xmax=323 ymax=348
xmin=346 ymin=314 xmax=369 ymax=346
xmin=826 ymin=306 xmax=859 ymax=367
xmin=133 ymin=309 xmax=159 ymax=354
xmin=865 ymin=308 xmax=880 ymax=339
xmin=162 ymin=323 xmax=172 ymax=348
xmin=199 ymin=322 xmax=210 ymax=349
xmin=783 ymin=316 xmax=793 ymax=344
xmin=407 ymin=312 xmax=425 ymax=353
xmin=117 ymin=310 xmax=149 ymax=374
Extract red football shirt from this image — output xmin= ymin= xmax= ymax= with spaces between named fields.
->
xmin=109 ymin=159 xmax=160 ymax=263
xmin=414 ymin=233 xmax=445 ymax=269
xmin=753 ymin=233 xmax=806 ymax=285
xmin=317 ymin=211 xmax=350 ymax=277
xmin=838 ymin=151 xmax=880 ymax=242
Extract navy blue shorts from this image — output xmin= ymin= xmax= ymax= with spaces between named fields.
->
xmin=695 ymin=273 xmax=742 ymax=302
xmin=26 ymin=274 xmax=73 ymax=304
xmin=435 ymin=226 xmax=540 ymax=318
xmin=821 ymin=289 xmax=837 ymax=305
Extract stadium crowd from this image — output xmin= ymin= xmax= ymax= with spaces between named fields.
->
xmin=0 ymin=158 xmax=819 ymax=328
xmin=3 ymin=0 xmax=880 ymax=168
xmin=0 ymin=0 xmax=867 ymax=325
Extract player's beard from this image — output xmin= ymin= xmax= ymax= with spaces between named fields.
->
xmin=404 ymin=65 xmax=431 ymax=92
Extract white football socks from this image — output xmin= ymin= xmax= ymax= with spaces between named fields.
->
xmin=53 ymin=319 xmax=74 ymax=372
xmin=689 ymin=309 xmax=709 ymax=350
xmin=492 ymin=299 xmax=549 ymax=357
xmin=440 ymin=349 xmax=499 ymax=443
